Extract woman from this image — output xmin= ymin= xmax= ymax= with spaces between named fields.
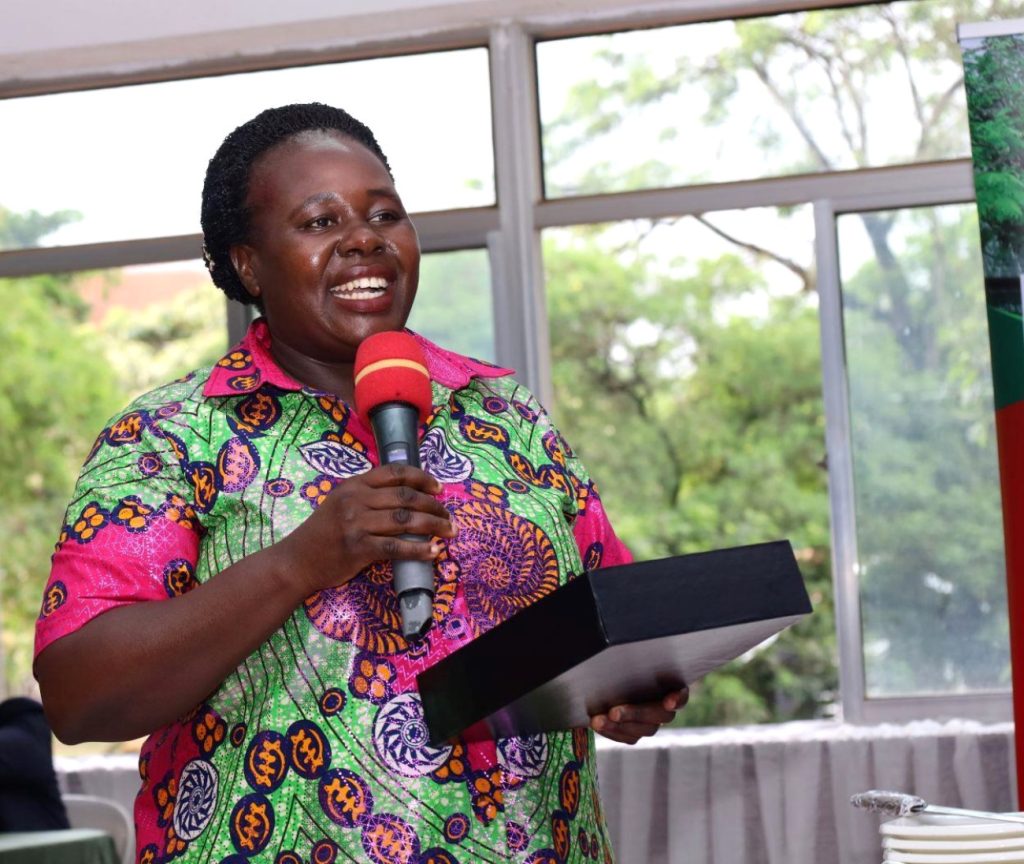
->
xmin=35 ymin=103 xmax=685 ymax=863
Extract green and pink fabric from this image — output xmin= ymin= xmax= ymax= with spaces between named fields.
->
xmin=36 ymin=319 xmax=630 ymax=864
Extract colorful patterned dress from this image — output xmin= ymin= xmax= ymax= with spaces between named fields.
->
xmin=36 ymin=319 xmax=631 ymax=864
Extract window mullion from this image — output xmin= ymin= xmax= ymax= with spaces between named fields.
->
xmin=815 ymin=197 xmax=865 ymax=723
xmin=487 ymin=22 xmax=552 ymax=407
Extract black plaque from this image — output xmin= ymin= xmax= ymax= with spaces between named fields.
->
xmin=417 ymin=540 xmax=811 ymax=744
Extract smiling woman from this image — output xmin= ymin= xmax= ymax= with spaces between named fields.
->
xmin=32 ymin=103 xmax=685 ymax=864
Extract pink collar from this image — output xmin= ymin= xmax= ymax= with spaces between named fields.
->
xmin=203 ymin=318 xmax=513 ymax=398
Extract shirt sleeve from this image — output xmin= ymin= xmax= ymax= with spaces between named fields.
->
xmin=523 ymin=392 xmax=633 ymax=573
xmin=569 ymin=477 xmax=633 ymax=571
xmin=34 ymin=408 xmax=202 ymax=659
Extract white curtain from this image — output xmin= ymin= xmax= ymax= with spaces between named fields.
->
xmin=595 ymin=719 xmax=1016 ymax=864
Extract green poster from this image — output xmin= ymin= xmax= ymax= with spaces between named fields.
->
xmin=961 ymin=17 xmax=1024 ymax=809
xmin=961 ymin=21 xmax=1024 ymax=410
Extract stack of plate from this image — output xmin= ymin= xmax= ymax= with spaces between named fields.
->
xmin=882 ymin=813 xmax=1024 ymax=863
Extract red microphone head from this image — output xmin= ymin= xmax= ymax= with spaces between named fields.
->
xmin=354 ymin=331 xmax=433 ymax=422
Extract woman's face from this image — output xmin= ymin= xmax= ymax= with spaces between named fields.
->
xmin=230 ymin=130 xmax=420 ymax=374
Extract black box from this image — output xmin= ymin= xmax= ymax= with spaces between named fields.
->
xmin=417 ymin=540 xmax=811 ymax=743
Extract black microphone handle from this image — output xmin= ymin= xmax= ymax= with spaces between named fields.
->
xmin=369 ymin=402 xmax=435 ymax=639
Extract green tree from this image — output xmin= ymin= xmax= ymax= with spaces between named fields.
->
xmin=0 ymin=205 xmax=80 ymax=252
xmin=409 ymin=249 xmax=495 ymax=361
xmin=963 ymin=33 xmax=1024 ymax=276
xmin=99 ymin=283 xmax=226 ymax=399
xmin=0 ymin=213 xmax=124 ymax=696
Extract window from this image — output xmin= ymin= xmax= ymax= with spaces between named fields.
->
xmin=534 ymin=0 xmax=1007 ymax=722
xmin=0 ymin=49 xmax=493 ymax=249
xmin=411 ymin=249 xmax=494 ymax=360
xmin=543 ymin=207 xmax=835 ymax=725
xmin=838 ymin=203 xmax=1008 ymax=698
xmin=537 ymin=2 xmax=973 ymax=197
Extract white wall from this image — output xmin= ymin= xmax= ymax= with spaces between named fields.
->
xmin=3 ymin=0 xmax=483 ymax=53
xmin=1 ymin=0 xmax=822 ymax=91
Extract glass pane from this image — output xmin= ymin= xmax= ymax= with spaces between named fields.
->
xmin=0 ymin=49 xmax=493 ymax=249
xmin=0 ymin=259 xmax=226 ymax=709
xmin=537 ymin=0 xmax=991 ymax=197
xmin=410 ymin=248 xmax=494 ymax=362
xmin=838 ymin=203 xmax=1009 ymax=697
xmin=543 ymin=207 xmax=836 ymax=725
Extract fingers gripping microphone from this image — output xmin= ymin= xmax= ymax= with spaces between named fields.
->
xmin=354 ymin=332 xmax=435 ymax=639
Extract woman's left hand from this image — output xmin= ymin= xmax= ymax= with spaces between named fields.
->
xmin=589 ymin=687 xmax=689 ymax=745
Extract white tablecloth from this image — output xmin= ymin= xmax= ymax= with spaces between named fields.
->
xmin=56 ymin=719 xmax=1016 ymax=864
xmin=596 ymin=719 xmax=1017 ymax=864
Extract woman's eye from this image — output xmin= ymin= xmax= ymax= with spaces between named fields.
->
xmin=306 ymin=215 xmax=334 ymax=229
xmin=370 ymin=211 xmax=399 ymax=224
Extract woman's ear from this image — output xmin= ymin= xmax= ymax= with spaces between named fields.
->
xmin=229 ymin=245 xmax=261 ymax=300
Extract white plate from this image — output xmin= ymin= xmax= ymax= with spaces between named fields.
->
xmin=882 ymin=815 xmax=1024 ymax=841
xmin=883 ymin=852 xmax=1024 ymax=863
xmin=885 ymin=836 xmax=1024 ymax=853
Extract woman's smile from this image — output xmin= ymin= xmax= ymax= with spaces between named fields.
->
xmin=326 ymin=263 xmax=397 ymax=310
xmin=330 ymin=276 xmax=387 ymax=299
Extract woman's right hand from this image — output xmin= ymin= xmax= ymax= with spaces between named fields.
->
xmin=36 ymin=463 xmax=454 ymax=744
xmin=278 ymin=463 xmax=456 ymax=596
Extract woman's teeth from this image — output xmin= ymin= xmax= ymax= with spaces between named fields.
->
xmin=330 ymin=276 xmax=388 ymax=299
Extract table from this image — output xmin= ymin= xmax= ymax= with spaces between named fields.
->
xmin=0 ymin=829 xmax=118 ymax=864
xmin=597 ymin=719 xmax=1016 ymax=864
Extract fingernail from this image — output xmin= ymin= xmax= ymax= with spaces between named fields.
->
xmin=430 ymin=543 xmax=443 ymax=556
xmin=610 ymin=707 xmax=624 ymax=723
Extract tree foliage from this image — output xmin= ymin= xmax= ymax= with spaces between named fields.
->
xmin=99 ymin=284 xmax=225 ymax=399
xmin=409 ymin=249 xmax=495 ymax=361
xmin=0 ymin=204 xmax=81 ymax=252
xmin=0 ymin=217 xmax=123 ymax=695
xmin=544 ymin=230 xmax=835 ymax=724
xmin=964 ymin=32 xmax=1024 ymax=275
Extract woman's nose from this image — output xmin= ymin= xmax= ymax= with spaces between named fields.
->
xmin=338 ymin=223 xmax=384 ymax=256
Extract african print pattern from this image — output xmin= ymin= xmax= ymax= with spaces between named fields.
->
xmin=37 ymin=320 xmax=631 ymax=864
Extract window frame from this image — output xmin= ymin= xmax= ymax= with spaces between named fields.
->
xmin=816 ymin=183 xmax=1012 ymax=724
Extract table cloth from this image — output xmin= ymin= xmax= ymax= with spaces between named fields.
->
xmin=0 ymin=828 xmax=118 ymax=864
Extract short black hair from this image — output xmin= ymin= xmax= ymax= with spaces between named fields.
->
xmin=200 ymin=102 xmax=393 ymax=305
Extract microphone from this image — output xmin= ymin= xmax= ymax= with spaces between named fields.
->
xmin=354 ymin=331 xmax=435 ymax=639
